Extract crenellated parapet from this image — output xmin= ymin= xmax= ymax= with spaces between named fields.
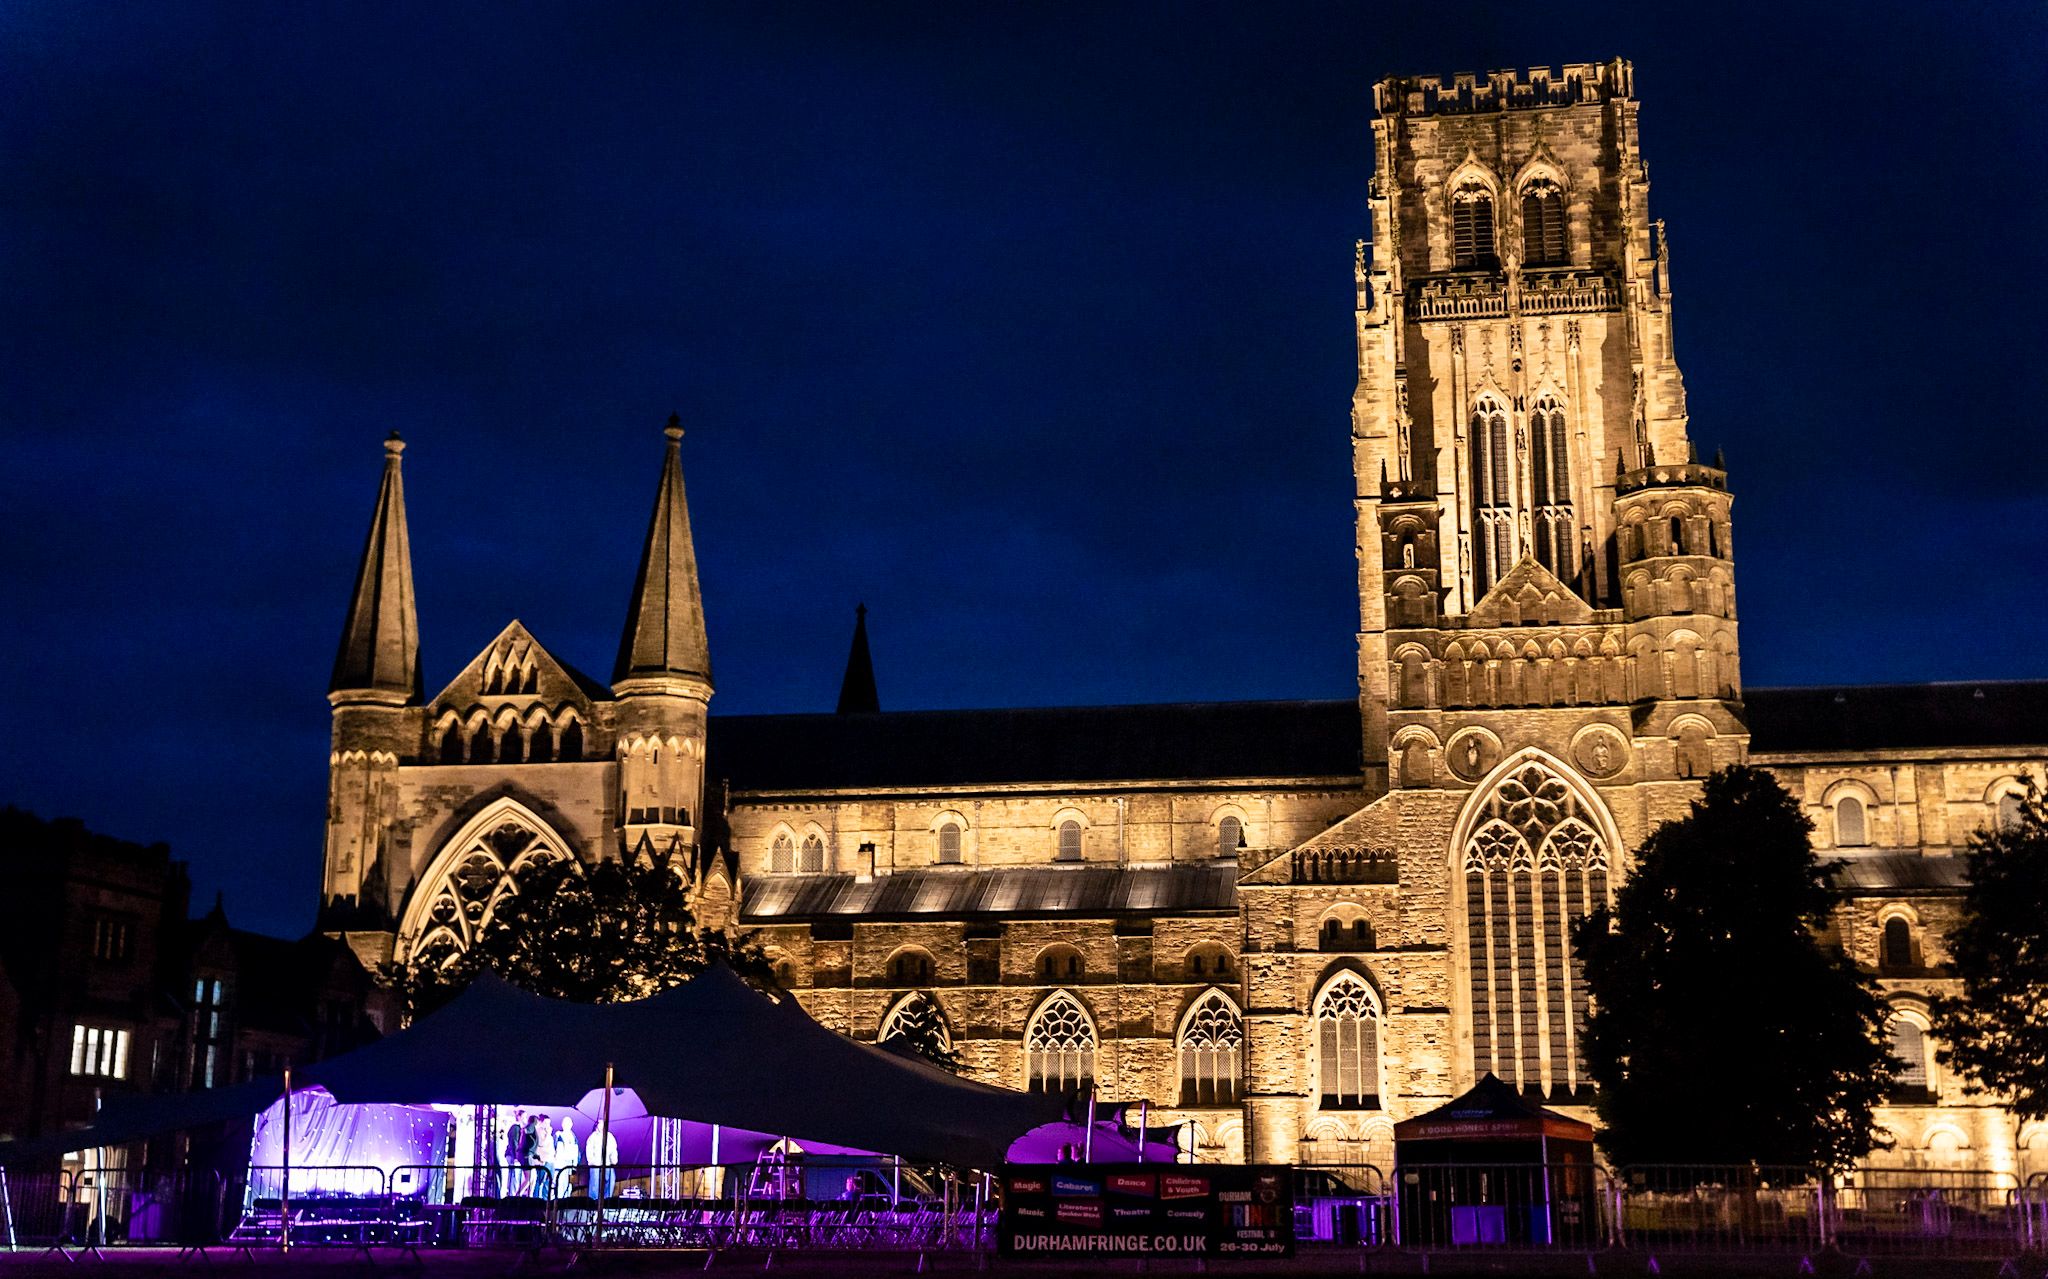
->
xmin=1373 ymin=59 xmax=1632 ymax=119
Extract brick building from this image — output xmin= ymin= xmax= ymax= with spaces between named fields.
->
xmin=314 ymin=60 xmax=2048 ymax=1176
xmin=0 ymin=808 xmax=389 ymax=1174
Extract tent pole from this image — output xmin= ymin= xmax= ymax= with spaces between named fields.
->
xmin=280 ymin=1067 xmax=292 ymax=1254
xmin=1083 ymin=1091 xmax=1096 ymax=1164
xmin=597 ymin=1062 xmax=613 ymax=1241
xmin=1137 ymin=1101 xmax=1149 ymax=1164
xmin=892 ymin=1155 xmax=901 ymax=1210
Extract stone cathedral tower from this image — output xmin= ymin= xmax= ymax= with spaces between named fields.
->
xmin=1317 ymin=56 xmax=1745 ymax=1110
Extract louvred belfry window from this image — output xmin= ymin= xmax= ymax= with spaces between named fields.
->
xmin=1521 ymin=180 xmax=1567 ymax=266
xmin=1461 ymin=756 xmax=1612 ymax=1101
xmin=1451 ymin=183 xmax=1497 ymax=268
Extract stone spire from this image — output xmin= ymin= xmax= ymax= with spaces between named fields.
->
xmin=835 ymin=603 xmax=880 ymax=715
xmin=329 ymin=432 xmax=420 ymax=704
xmin=613 ymin=414 xmax=712 ymax=688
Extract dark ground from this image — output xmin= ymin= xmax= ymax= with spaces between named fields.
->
xmin=0 ymin=1246 xmax=2033 ymax=1278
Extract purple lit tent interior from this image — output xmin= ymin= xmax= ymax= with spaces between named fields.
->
xmin=41 ymin=964 xmax=1175 ymax=1176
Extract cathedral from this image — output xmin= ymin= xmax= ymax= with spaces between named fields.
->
xmin=318 ymin=59 xmax=2048 ymax=1176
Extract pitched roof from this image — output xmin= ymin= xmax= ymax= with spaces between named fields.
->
xmin=330 ymin=434 xmax=420 ymax=700
xmin=1826 ymin=853 xmax=1968 ymax=895
xmin=1744 ymin=682 xmax=2048 ymax=754
xmin=741 ymin=862 xmax=1239 ymax=922
xmin=613 ymin=417 xmax=712 ymax=687
xmin=708 ymin=699 xmax=1364 ymax=792
xmin=702 ymin=682 xmax=2048 ymax=793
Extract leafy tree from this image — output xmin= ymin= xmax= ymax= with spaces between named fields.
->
xmin=1575 ymin=765 xmax=1894 ymax=1170
xmin=383 ymin=857 xmax=773 ymax=1021
xmin=1930 ymin=781 xmax=2048 ymax=1122
xmin=877 ymin=998 xmax=963 ymax=1074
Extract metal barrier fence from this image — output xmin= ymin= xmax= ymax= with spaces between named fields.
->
xmin=0 ymin=1168 xmax=226 ymax=1249
xmin=10 ymin=1158 xmax=2047 ymax=1259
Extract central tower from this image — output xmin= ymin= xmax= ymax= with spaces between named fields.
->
xmin=1340 ymin=60 xmax=1748 ymax=1107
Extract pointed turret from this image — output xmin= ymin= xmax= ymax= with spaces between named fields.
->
xmin=330 ymin=432 xmax=420 ymax=705
xmin=611 ymin=416 xmax=714 ymax=864
xmin=613 ymin=415 xmax=712 ymax=689
xmin=836 ymin=604 xmax=880 ymax=714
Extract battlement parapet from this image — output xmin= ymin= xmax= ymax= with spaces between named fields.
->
xmin=1375 ymin=58 xmax=1632 ymax=119
xmin=1617 ymin=461 xmax=1728 ymax=495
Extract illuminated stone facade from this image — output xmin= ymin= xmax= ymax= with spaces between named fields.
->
xmin=319 ymin=60 xmax=2048 ymax=1177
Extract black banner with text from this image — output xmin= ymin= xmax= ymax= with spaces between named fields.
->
xmin=998 ymin=1164 xmax=1293 ymax=1258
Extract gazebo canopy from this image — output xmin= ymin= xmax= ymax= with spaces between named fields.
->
xmin=1393 ymin=1073 xmax=1595 ymax=1145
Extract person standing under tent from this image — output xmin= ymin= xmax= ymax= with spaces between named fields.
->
xmin=502 ymin=1110 xmax=527 ymax=1196
xmin=584 ymin=1121 xmax=619 ymax=1202
xmin=532 ymin=1116 xmax=557 ymax=1200
xmin=555 ymin=1117 xmax=583 ymax=1200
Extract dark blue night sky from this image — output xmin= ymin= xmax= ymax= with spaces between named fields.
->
xmin=4 ymin=2 xmax=2044 ymax=937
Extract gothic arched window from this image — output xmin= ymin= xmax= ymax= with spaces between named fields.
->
xmin=399 ymin=803 xmax=578 ymax=968
xmin=1025 ymin=991 xmax=1096 ymax=1094
xmin=1056 ymin=820 xmax=1083 ymax=862
xmin=1470 ymin=396 xmax=1515 ymax=594
xmin=1451 ymin=182 xmax=1497 ymax=269
xmin=1460 ymin=755 xmax=1612 ymax=1101
xmin=799 ymin=833 xmax=826 ymax=873
xmin=558 ymin=719 xmax=583 ymax=761
xmin=1835 ymin=796 xmax=1868 ymax=848
xmin=1314 ymin=971 xmax=1381 ymax=1110
xmin=769 ymin=834 xmax=795 ymax=874
xmin=1178 ymin=991 xmax=1244 ymax=1107
xmin=879 ymin=990 xmax=951 ymax=1054
xmin=1520 ymin=180 xmax=1567 ymax=266
xmin=1217 ymin=815 xmax=1243 ymax=857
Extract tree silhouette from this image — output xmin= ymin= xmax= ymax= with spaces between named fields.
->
xmin=384 ymin=857 xmax=771 ymax=1020
xmin=1575 ymin=766 xmax=1893 ymax=1169
xmin=1930 ymin=782 xmax=2048 ymax=1122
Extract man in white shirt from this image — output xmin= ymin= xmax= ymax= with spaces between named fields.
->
xmin=584 ymin=1123 xmax=620 ymax=1201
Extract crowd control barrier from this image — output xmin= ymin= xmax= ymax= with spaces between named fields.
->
xmin=9 ymin=1155 xmax=2044 ymax=1263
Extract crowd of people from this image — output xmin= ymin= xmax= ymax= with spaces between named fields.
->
xmin=495 ymin=1110 xmax=619 ymax=1200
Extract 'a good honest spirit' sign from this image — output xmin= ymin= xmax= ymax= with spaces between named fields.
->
xmin=999 ymin=1165 xmax=1293 ymax=1258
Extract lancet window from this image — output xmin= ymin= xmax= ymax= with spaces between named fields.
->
xmin=1528 ymin=395 xmax=1575 ymax=582
xmin=1520 ymin=180 xmax=1567 ymax=266
xmin=770 ymin=833 xmax=795 ymax=873
xmin=1025 ymin=991 xmax=1096 ymax=1094
xmin=1470 ymin=395 xmax=1515 ymax=595
xmin=1178 ymin=991 xmax=1244 ymax=1107
xmin=1460 ymin=756 xmax=1611 ymax=1101
xmin=799 ymin=833 xmax=826 ymax=873
xmin=405 ymin=807 xmax=577 ymax=969
xmin=1314 ymin=971 xmax=1381 ymax=1110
